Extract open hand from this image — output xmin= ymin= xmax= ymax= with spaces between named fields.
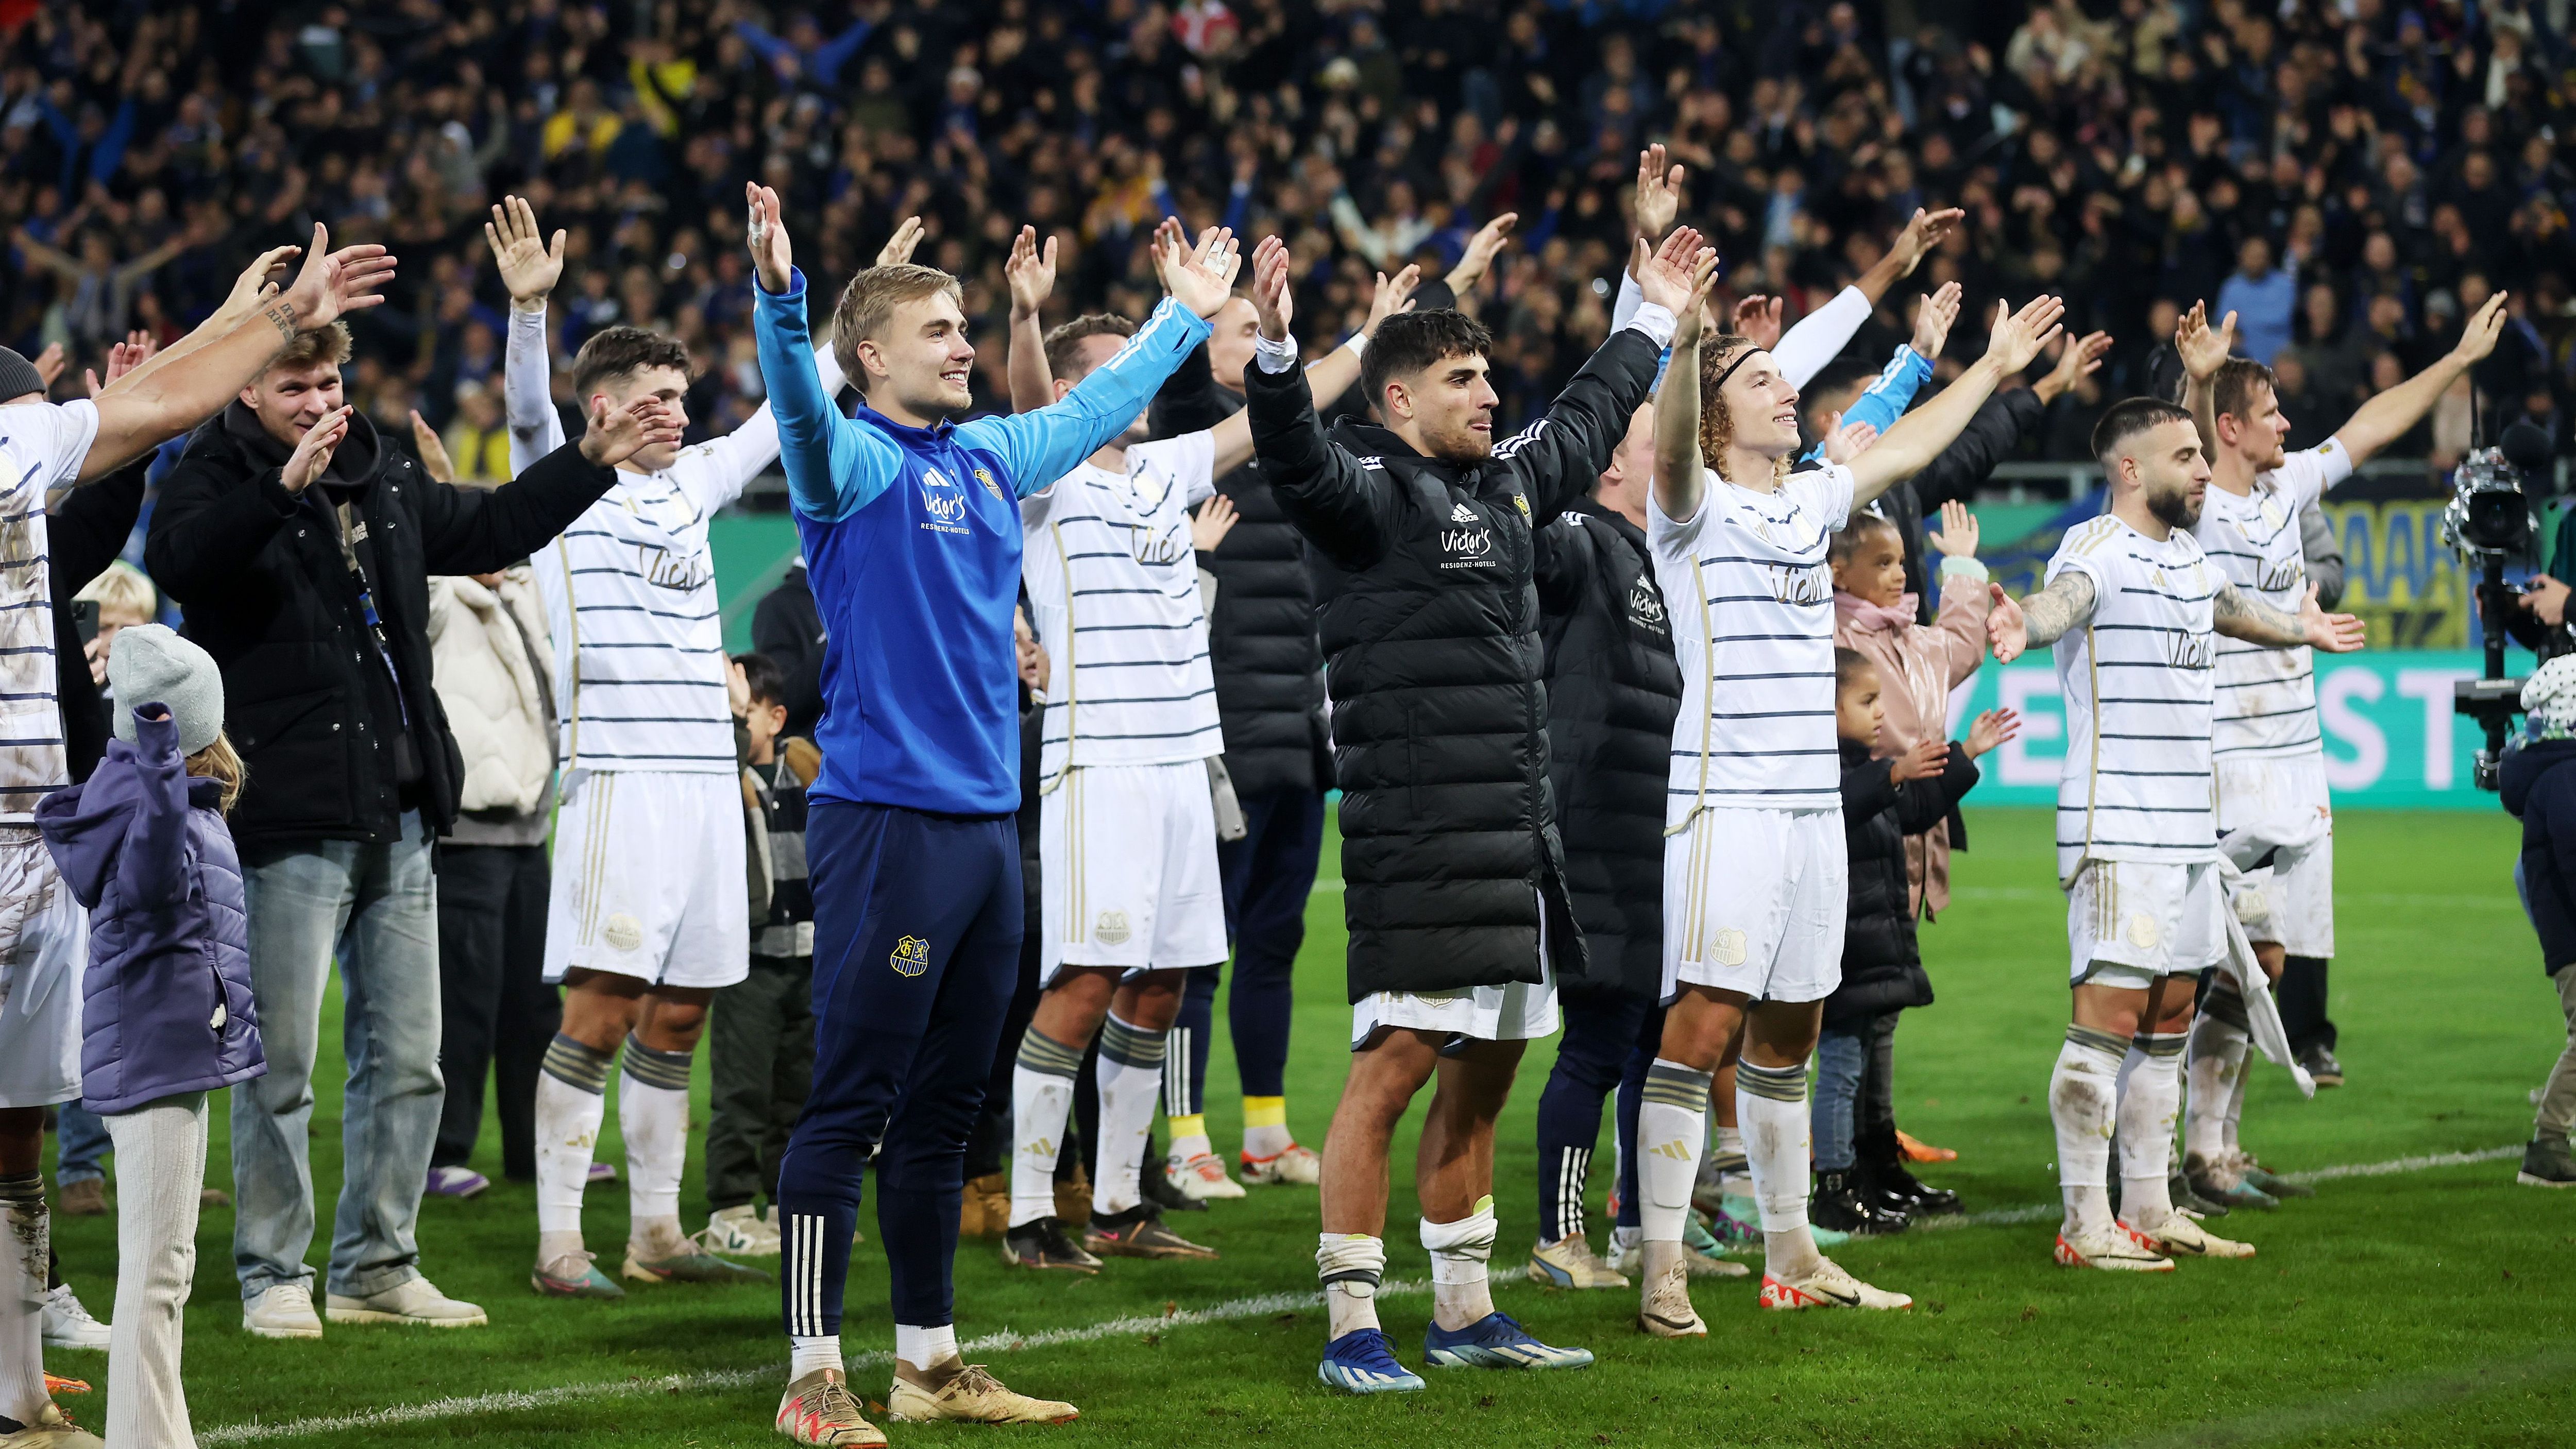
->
xmin=1731 ymin=294 xmax=1783 ymax=350
xmin=1822 ymin=412 xmax=1879 ymax=465
xmin=1191 ymin=492 xmax=1240 ymax=552
xmin=1157 ymin=224 xmax=1242 ymax=319
xmin=2298 ymin=581 xmax=2369 ymax=653
xmin=1910 ymin=281 xmax=1964 ymax=361
xmin=1984 ymin=295 xmax=2067 ymax=374
xmin=2036 ymin=329 xmax=2114 ymax=404
xmin=876 ymin=215 xmax=927 ymax=269
xmin=745 ymin=183 xmax=793 ymax=293
xmin=1890 ymin=207 xmax=1965 ymax=276
xmin=1445 ymin=213 xmax=1516 ymax=295
xmin=276 ymin=224 xmax=397 ymax=333
xmin=2452 ymin=289 xmax=2509 ymax=366
xmin=1250 ymin=234 xmax=1294 ymax=342
xmin=1964 ymin=706 xmax=2021 ymax=759
xmin=1366 ymin=263 xmax=1422 ymax=336
xmin=1634 ymin=226 xmax=1714 ymax=316
xmin=485 ymin=195 xmax=566 ymax=306
xmin=409 ymin=409 xmax=456 ymax=483
xmin=1986 ymin=583 xmax=2030 ymax=663
xmin=224 ymin=244 xmax=300 ymax=319
xmin=1890 ymin=736 xmax=1950 ymax=782
xmin=580 ymin=395 xmax=687 ymax=468
xmin=281 ymin=405 xmax=352 ymax=494
xmin=1005 ymin=224 xmax=1057 ymax=321
xmin=1633 ymin=144 xmax=1686 ymax=246
xmin=2174 ymin=300 xmax=2235 ymax=383
xmin=1925 ymin=499 xmax=1978 ymax=559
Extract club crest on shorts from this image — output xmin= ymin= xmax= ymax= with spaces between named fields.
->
xmin=1710 ymin=926 xmax=1749 ymax=967
xmin=890 ymin=934 xmax=930 ymax=977
xmin=603 ymin=913 xmax=644 ymax=952
xmin=1094 ymin=909 xmax=1132 ymax=946
xmin=2126 ymin=913 xmax=2161 ymax=949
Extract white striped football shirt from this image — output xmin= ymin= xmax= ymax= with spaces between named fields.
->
xmin=2193 ymin=442 xmax=2349 ymax=762
xmin=1649 ymin=461 xmax=1853 ymax=817
xmin=1021 ymin=432 xmax=1223 ymax=780
xmin=0 ymin=399 xmax=91 ymax=821
xmin=2048 ymin=513 xmax=2221 ymax=879
xmin=505 ymin=308 xmax=844 ymax=772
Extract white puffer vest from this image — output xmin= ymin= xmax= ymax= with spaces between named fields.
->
xmin=428 ymin=566 xmax=556 ymax=815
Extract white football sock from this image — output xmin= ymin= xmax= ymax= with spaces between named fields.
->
xmin=790 ymin=1334 xmax=843 ymax=1379
xmin=895 ymin=1323 xmax=959 ymax=1373
xmin=1637 ymin=1059 xmax=1711 ymax=1245
xmin=2185 ymin=1010 xmax=2250 ymax=1166
xmin=2052 ymin=1025 xmax=2124 ymax=1236
xmin=536 ymin=1034 xmax=615 ymax=1247
xmin=1093 ymin=1014 xmax=1168 ymax=1217
xmin=1009 ymin=1027 xmax=1084 ymax=1229
xmin=2223 ymin=1035 xmax=2251 ymax=1157
xmin=1736 ymin=1059 xmax=1820 ymax=1278
xmin=619 ymin=1033 xmax=695 ymax=1249
xmin=1420 ymin=1199 xmax=1498 ymax=1331
xmin=2117 ymin=1032 xmax=2188 ymax=1230
xmin=0 ymin=1175 xmax=46 ymax=1426
xmin=1317 ymin=1234 xmax=1385 ymax=1339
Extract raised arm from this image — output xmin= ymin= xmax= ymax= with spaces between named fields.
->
xmin=1848 ymin=296 xmax=2063 ymax=508
xmin=2327 ymin=291 xmax=2505 ymax=468
xmin=1004 ymin=224 xmax=1057 ymax=415
xmin=2213 ymin=579 xmax=2368 ymax=652
xmin=97 ymin=243 xmax=293 ymax=398
xmin=2175 ymin=300 xmax=2232 ymax=463
xmin=1517 ymin=232 xmax=1702 ymax=524
xmin=487 ymin=195 xmax=570 ymax=473
xmin=1772 ymin=208 xmax=1965 ymax=389
xmin=87 ymin=224 xmax=395 ymax=482
xmin=1242 ymin=234 xmax=1401 ymax=569
xmin=1651 ymin=259 xmax=1712 ymax=526
xmin=747 ymin=184 xmax=906 ymax=521
xmin=1986 ymin=569 xmax=2096 ymax=663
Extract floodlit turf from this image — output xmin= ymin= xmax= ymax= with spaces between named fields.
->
xmin=38 ymin=808 xmax=2576 ymax=1446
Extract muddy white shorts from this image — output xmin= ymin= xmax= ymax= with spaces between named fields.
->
xmin=1040 ymin=761 xmax=1228 ymax=984
xmin=2065 ymin=857 xmax=2227 ymax=991
xmin=546 ymin=768 xmax=749 ymax=989
xmin=1662 ymin=806 xmax=1846 ymax=1004
xmin=0 ymin=832 xmax=87 ymax=1109
xmin=2216 ymin=755 xmax=2334 ymax=957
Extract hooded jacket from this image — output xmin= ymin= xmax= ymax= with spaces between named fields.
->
xmin=1827 ymin=736 xmax=1981 ymax=1029
xmin=144 ymin=403 xmax=619 ymax=848
xmin=2502 ymin=732 xmax=2576 ymax=975
xmin=1534 ymin=497 xmax=1681 ymax=1001
xmin=39 ymin=705 xmax=263 ymax=1114
xmin=1244 ymin=321 xmax=1662 ymax=999
xmin=1834 ymin=574 xmax=1990 ymax=916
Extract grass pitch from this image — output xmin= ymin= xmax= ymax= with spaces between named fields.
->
xmin=38 ymin=808 xmax=2576 ymax=1447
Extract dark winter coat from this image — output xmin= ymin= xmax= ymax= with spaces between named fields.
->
xmin=1153 ymin=345 xmax=1328 ymax=799
xmin=1825 ymin=737 xmax=1980 ymax=1029
xmin=1535 ymin=497 xmax=1681 ymax=1001
xmin=1887 ymin=390 xmax=2042 ymax=623
xmin=1244 ymin=324 xmax=1660 ymax=1000
xmin=143 ymin=405 xmax=619 ymax=849
xmin=2501 ymin=734 xmax=2576 ymax=975
xmin=752 ymin=566 xmax=827 ymax=742
xmin=39 ymin=705 xmax=263 ymax=1114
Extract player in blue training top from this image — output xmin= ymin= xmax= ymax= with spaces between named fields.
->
xmin=745 ymin=181 xmax=1237 ymax=1443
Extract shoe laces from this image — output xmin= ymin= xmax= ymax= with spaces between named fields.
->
xmin=44 ymin=1283 xmax=101 ymax=1325
xmin=808 ymin=1374 xmax=868 ymax=1421
xmin=946 ymin=1365 xmax=1006 ymax=1399
xmin=268 ymin=1282 xmax=315 ymax=1311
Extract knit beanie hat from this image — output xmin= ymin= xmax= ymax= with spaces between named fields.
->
xmin=0 ymin=347 xmax=44 ymax=403
xmin=109 ymin=624 xmax=226 ymax=757
xmin=2522 ymin=654 xmax=2576 ymax=744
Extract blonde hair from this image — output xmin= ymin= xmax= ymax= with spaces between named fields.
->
xmin=831 ymin=264 xmax=964 ymax=382
xmin=75 ymin=561 xmax=156 ymax=623
xmin=186 ymin=732 xmax=245 ymax=816
xmin=1697 ymin=334 xmax=1792 ymax=489
xmin=265 ymin=321 xmax=353 ymax=377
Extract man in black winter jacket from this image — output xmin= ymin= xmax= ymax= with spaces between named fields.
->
xmin=1243 ymin=228 xmax=1702 ymax=1391
xmin=751 ymin=563 xmax=826 ymax=741
xmin=143 ymin=320 xmax=679 ymax=1337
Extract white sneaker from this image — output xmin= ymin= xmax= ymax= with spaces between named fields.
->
xmin=2134 ymin=1212 xmax=2255 ymax=1259
xmin=1759 ymin=1255 xmax=1912 ymax=1310
xmin=1636 ymin=1256 xmax=1705 ymax=1338
xmin=325 ymin=1276 xmax=488 ymax=1328
xmin=242 ymin=1281 xmax=325 ymax=1339
xmin=1164 ymin=1151 xmax=1247 ymax=1201
xmin=39 ymin=1283 xmax=110 ymax=1350
xmin=2053 ymin=1223 xmax=2177 ymax=1272
xmin=699 ymin=1203 xmax=781 ymax=1256
xmin=1240 ymin=1143 xmax=1322 ymax=1185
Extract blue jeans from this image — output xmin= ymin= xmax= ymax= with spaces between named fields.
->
xmin=231 ymin=816 xmax=444 ymax=1300
xmin=55 ymin=1101 xmax=110 ymax=1185
xmin=1812 ymin=1029 xmax=1868 ymax=1173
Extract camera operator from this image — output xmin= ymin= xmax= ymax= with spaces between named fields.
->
xmin=2499 ymin=656 xmax=2576 ymax=1187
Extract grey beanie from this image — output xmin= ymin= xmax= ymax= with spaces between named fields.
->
xmin=0 ymin=346 xmax=43 ymax=403
xmin=109 ymin=624 xmax=226 ymax=757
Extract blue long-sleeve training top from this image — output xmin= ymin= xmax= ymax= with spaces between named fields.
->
xmin=752 ymin=267 xmax=1213 ymax=815
xmin=1798 ymin=344 xmax=1934 ymax=465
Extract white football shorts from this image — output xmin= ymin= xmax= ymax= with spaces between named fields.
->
xmin=1351 ymin=890 xmax=1561 ymax=1049
xmin=0 ymin=832 xmax=87 ymax=1109
xmin=2065 ymin=858 xmax=2226 ymax=991
xmin=1040 ymin=760 xmax=1228 ymax=983
xmin=1662 ymin=806 xmax=1846 ymax=1004
xmin=2216 ymin=754 xmax=2334 ymax=958
xmin=546 ymin=768 xmax=749 ymax=990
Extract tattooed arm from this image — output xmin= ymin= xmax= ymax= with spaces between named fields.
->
xmin=1985 ymin=570 xmax=2096 ymax=664
xmin=2213 ymin=580 xmax=2369 ymax=652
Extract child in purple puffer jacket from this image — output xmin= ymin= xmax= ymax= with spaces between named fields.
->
xmin=38 ymin=623 xmax=260 ymax=1449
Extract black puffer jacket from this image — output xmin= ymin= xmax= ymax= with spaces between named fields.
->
xmin=1826 ymin=737 xmax=1980 ymax=1029
xmin=1153 ymin=345 xmax=1326 ymax=798
xmin=753 ymin=566 xmax=827 ymax=741
xmin=145 ymin=405 xmax=619 ymax=849
xmin=1535 ymin=498 xmax=1680 ymax=1001
xmin=1245 ymin=322 xmax=1659 ymax=999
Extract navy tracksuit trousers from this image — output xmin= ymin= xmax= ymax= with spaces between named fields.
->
xmin=1535 ymin=984 xmax=1659 ymax=1242
xmin=777 ymin=803 xmax=1022 ymax=1335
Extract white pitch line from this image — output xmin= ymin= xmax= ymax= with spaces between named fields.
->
xmin=197 ymin=1143 xmax=2524 ymax=1444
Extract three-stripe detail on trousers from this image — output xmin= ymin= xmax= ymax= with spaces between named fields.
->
xmin=785 ymin=1213 xmax=827 ymax=1337
xmin=1551 ymin=1147 xmax=1591 ymax=1242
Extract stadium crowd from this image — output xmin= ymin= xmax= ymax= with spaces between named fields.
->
xmin=10 ymin=0 xmax=2576 ymax=466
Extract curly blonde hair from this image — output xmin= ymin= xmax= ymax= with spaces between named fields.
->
xmin=1694 ymin=334 xmax=1791 ymax=488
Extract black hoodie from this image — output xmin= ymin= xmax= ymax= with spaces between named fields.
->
xmin=2501 ymin=734 xmax=2576 ymax=975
